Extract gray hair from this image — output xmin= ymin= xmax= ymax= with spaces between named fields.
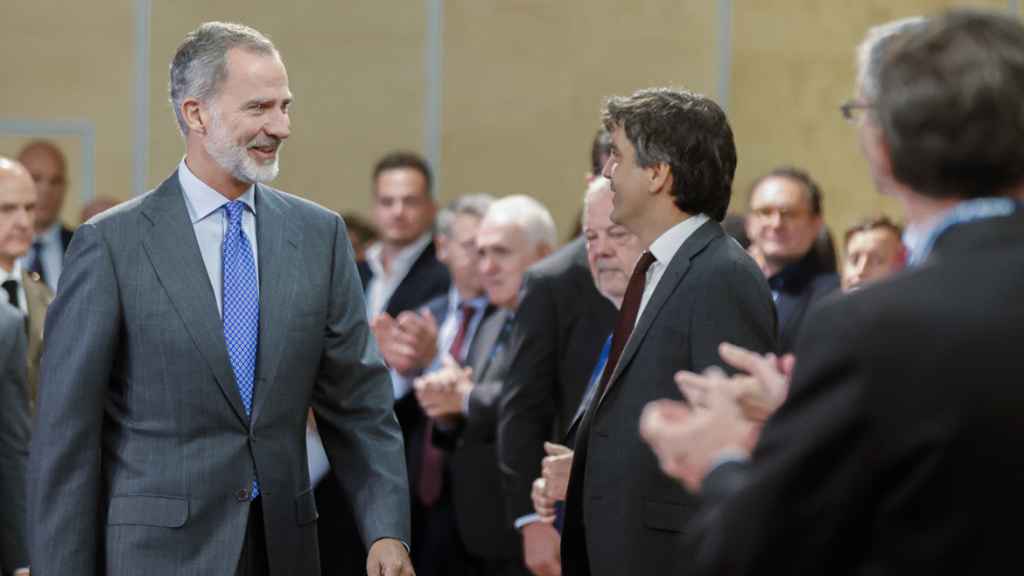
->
xmin=481 ymin=195 xmax=558 ymax=251
xmin=169 ymin=22 xmax=277 ymax=135
xmin=582 ymin=176 xmax=612 ymax=208
xmin=437 ymin=194 xmax=495 ymax=237
xmin=856 ymin=17 xmax=927 ymax=101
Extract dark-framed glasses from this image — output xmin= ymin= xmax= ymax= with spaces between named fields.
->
xmin=840 ymin=99 xmax=872 ymax=123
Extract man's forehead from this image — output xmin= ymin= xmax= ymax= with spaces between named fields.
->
xmin=751 ymin=177 xmax=811 ymax=207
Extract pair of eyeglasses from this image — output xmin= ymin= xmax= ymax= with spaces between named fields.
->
xmin=840 ymin=99 xmax=872 ymax=123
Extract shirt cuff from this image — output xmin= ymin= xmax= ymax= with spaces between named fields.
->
xmin=514 ymin=513 xmax=542 ymax=530
xmin=710 ymin=447 xmax=750 ymax=471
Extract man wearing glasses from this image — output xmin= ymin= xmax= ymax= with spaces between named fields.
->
xmin=744 ymin=167 xmax=839 ymax=353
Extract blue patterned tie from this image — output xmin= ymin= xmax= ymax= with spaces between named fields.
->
xmin=222 ymin=200 xmax=260 ymax=498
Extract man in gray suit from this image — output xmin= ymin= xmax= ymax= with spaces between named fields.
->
xmin=28 ymin=22 xmax=412 ymax=576
xmin=0 ymin=302 xmax=30 ymax=576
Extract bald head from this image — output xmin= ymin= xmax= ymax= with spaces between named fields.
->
xmin=0 ymin=157 xmax=39 ymax=270
xmin=17 ymin=140 xmax=68 ymax=231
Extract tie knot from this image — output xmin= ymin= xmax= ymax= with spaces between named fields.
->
xmin=634 ymin=251 xmax=656 ymax=277
xmin=224 ymin=201 xmax=246 ymax=226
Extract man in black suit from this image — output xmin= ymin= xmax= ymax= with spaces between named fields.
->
xmin=497 ymin=218 xmax=618 ymax=573
xmin=316 ymin=150 xmax=449 ymax=575
xmin=560 ymin=88 xmax=777 ymax=576
xmin=745 ymin=167 xmax=839 ymax=353
xmin=641 ymin=11 xmax=1024 ymax=574
xmin=17 ymin=140 xmax=75 ymax=292
xmin=416 ymin=195 xmax=558 ymax=575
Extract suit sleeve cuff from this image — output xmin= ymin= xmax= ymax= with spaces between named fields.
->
xmin=514 ymin=513 xmax=542 ymax=530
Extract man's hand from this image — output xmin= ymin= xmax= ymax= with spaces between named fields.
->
xmin=640 ymin=365 xmax=754 ymax=493
xmin=540 ymin=443 xmax=573 ymax=502
xmin=371 ymin=310 xmax=439 ymax=376
xmin=413 ymin=356 xmax=473 ymax=419
xmin=366 ymin=538 xmax=414 ymax=576
xmin=531 ymin=477 xmax=558 ymax=522
xmin=716 ymin=343 xmax=792 ymax=423
xmin=521 ymin=521 xmax=562 ymax=576
xmin=394 ymin=309 xmax=439 ymax=369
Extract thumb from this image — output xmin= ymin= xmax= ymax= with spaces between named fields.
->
xmin=544 ymin=442 xmax=572 ymax=456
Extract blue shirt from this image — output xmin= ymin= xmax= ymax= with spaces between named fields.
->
xmin=177 ymin=158 xmax=259 ymax=317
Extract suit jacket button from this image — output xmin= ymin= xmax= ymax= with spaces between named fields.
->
xmin=236 ymin=488 xmax=249 ymax=501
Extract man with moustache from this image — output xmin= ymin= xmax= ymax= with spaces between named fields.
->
xmin=28 ymin=22 xmax=412 ymax=575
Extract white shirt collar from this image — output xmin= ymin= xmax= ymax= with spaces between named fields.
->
xmin=365 ymin=232 xmax=433 ymax=280
xmin=646 ymin=213 xmax=711 ymax=265
xmin=0 ymin=260 xmax=22 ymax=284
xmin=177 ymin=158 xmax=256 ymax=223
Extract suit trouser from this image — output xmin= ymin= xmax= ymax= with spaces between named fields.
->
xmin=236 ymin=497 xmax=269 ymax=576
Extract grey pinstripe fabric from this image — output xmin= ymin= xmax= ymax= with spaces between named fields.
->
xmin=28 ymin=173 xmax=409 ymax=575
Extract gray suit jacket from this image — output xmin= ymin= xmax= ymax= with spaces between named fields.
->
xmin=562 ymin=219 xmax=777 ymax=576
xmin=28 ymin=173 xmax=409 ymax=575
xmin=0 ymin=303 xmax=29 ymax=573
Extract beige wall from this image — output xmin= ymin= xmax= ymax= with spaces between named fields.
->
xmin=1 ymin=0 xmax=1016 ymax=247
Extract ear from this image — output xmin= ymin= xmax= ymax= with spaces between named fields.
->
xmin=181 ymin=97 xmax=208 ymax=135
xmin=434 ymin=234 xmax=449 ymax=263
xmin=647 ymin=162 xmax=673 ymax=196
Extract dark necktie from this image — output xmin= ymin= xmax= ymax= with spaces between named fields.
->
xmin=1 ymin=279 xmax=19 ymax=310
xmin=593 ymin=251 xmax=656 ymax=403
xmin=29 ymin=240 xmax=46 ymax=285
xmin=418 ymin=303 xmax=476 ymax=507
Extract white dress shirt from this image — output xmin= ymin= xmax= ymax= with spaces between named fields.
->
xmin=363 ymin=233 xmax=433 ymax=320
xmin=177 ymin=158 xmax=259 ymax=317
xmin=0 ymin=261 xmax=28 ymax=315
xmin=636 ymin=213 xmax=710 ymax=324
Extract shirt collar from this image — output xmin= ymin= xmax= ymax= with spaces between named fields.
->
xmin=0 ymin=260 xmax=23 ymax=284
xmin=177 ymin=157 xmax=256 ymax=224
xmin=767 ymin=247 xmax=829 ymax=294
xmin=647 ymin=213 xmax=711 ymax=266
xmin=365 ymin=232 xmax=433 ymax=279
xmin=39 ymin=221 xmax=63 ymax=244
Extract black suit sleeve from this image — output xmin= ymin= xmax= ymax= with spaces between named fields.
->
xmin=690 ymin=298 xmax=870 ymax=575
xmin=496 ymin=272 xmax=560 ymax=524
xmin=0 ymin=311 xmax=29 ymax=572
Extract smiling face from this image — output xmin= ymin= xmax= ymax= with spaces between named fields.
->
xmin=197 ymin=48 xmax=292 ymax=186
xmin=602 ymin=125 xmax=656 ymax=231
xmin=747 ymin=176 xmax=822 ymax=273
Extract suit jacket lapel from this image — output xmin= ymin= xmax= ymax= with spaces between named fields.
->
xmin=250 ymin=185 xmax=300 ymax=422
xmin=466 ymin=307 xmax=506 ymax=377
xmin=597 ymin=220 xmax=723 ymax=408
xmin=140 ymin=173 xmax=249 ymax=425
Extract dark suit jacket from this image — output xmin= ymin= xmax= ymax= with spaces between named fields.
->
xmin=0 ymin=303 xmax=29 ymax=573
xmin=434 ymin=308 xmax=524 ymax=563
xmin=690 ymin=210 xmax=1024 ymax=575
xmin=59 ymin=224 xmax=73 ymax=253
xmin=497 ymin=238 xmax=616 ymax=524
xmin=28 ymin=173 xmax=409 ymax=575
xmin=357 ymin=241 xmax=451 ymax=318
xmin=769 ymin=249 xmax=839 ymax=354
xmin=562 ymin=219 xmax=777 ymax=576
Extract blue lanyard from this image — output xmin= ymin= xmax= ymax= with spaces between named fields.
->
xmin=908 ymin=198 xmax=1020 ymax=266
